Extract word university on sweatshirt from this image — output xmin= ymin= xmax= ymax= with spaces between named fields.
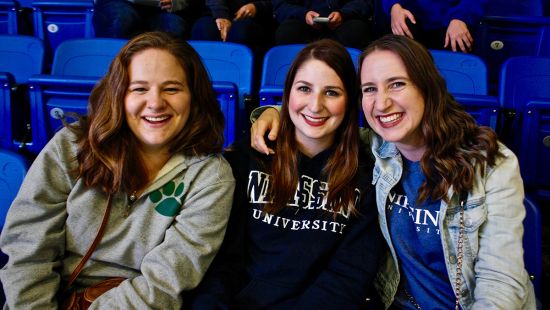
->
xmin=247 ymin=170 xmax=361 ymax=235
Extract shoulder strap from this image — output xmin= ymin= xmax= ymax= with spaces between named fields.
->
xmin=65 ymin=194 xmax=114 ymax=290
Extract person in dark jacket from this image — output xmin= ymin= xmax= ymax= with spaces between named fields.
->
xmin=191 ymin=0 xmax=275 ymax=48
xmin=186 ymin=39 xmax=385 ymax=309
xmin=93 ymin=0 xmax=202 ymax=39
xmin=272 ymin=0 xmax=374 ymax=49
xmin=382 ymin=0 xmax=487 ymax=52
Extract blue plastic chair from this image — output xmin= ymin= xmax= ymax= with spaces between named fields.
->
xmin=474 ymin=15 xmax=550 ymax=92
xmin=0 ymin=148 xmax=27 ymax=229
xmin=523 ymin=195 xmax=542 ymax=299
xmin=259 ymin=44 xmax=361 ymax=107
xmin=0 ymin=148 xmax=27 ymax=305
xmin=499 ymin=56 xmax=550 ymax=199
xmin=31 ymin=0 xmax=94 ymax=67
xmin=0 ymin=35 xmax=44 ymax=150
xmin=430 ymin=49 xmax=500 ymax=130
xmin=0 ymin=0 xmax=18 ymax=34
xmin=188 ymin=41 xmax=254 ymax=147
xmin=27 ymin=38 xmax=127 ymax=154
xmin=537 ymin=26 xmax=550 ymax=56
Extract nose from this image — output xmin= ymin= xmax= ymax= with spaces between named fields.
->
xmin=373 ymin=90 xmax=392 ymax=112
xmin=146 ymin=88 xmax=166 ymax=110
xmin=307 ymin=93 xmax=324 ymax=113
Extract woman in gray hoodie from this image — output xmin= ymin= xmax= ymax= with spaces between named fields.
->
xmin=0 ymin=31 xmax=235 ymax=309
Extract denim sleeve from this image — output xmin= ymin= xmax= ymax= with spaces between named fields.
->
xmin=470 ymin=146 xmax=533 ymax=308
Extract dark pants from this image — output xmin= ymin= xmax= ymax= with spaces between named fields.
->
xmin=93 ymin=0 xmax=194 ymax=38
xmin=274 ymin=18 xmax=372 ymax=49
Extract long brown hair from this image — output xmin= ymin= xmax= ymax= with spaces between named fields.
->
xmin=359 ymin=34 xmax=502 ymax=203
xmin=268 ymin=39 xmax=360 ymax=215
xmin=73 ymin=31 xmax=224 ymax=194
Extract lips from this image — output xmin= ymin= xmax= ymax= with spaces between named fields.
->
xmin=143 ymin=115 xmax=170 ymax=124
xmin=302 ymin=114 xmax=329 ymax=127
xmin=377 ymin=112 xmax=403 ymax=128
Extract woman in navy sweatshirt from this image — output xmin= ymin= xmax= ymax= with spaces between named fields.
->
xmin=187 ymin=39 xmax=385 ymax=309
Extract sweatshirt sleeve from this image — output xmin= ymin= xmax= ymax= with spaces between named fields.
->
xmin=0 ymin=131 xmax=76 ymax=309
xmin=338 ymin=0 xmax=373 ymax=20
xmin=381 ymin=0 xmax=401 ymax=16
xmin=186 ymin=144 xmax=250 ymax=309
xmin=272 ymin=0 xmax=308 ymax=23
xmin=446 ymin=0 xmax=487 ymax=27
xmin=205 ymin=0 xmax=231 ymax=20
xmin=89 ymin=157 xmax=235 ymax=309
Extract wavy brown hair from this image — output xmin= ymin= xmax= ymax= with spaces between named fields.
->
xmin=267 ymin=39 xmax=360 ymax=215
xmin=359 ymin=34 xmax=502 ymax=203
xmin=72 ymin=31 xmax=224 ymax=194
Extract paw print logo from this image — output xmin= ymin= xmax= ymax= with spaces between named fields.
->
xmin=149 ymin=181 xmax=185 ymax=216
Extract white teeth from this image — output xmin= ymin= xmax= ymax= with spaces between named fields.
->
xmin=304 ymin=115 xmax=327 ymax=123
xmin=144 ymin=116 xmax=169 ymax=122
xmin=379 ymin=114 xmax=401 ymax=123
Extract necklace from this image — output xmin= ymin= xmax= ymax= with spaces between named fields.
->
xmin=125 ymin=190 xmax=138 ymax=217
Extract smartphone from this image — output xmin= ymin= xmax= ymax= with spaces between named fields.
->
xmin=313 ymin=17 xmax=330 ymax=24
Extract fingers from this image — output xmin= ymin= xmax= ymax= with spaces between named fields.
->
xmin=251 ymin=121 xmax=276 ymax=155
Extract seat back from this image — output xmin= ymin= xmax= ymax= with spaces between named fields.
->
xmin=0 ymin=0 xmax=18 ymax=34
xmin=31 ymin=0 xmax=94 ymax=67
xmin=188 ymin=41 xmax=254 ymax=146
xmin=0 ymin=35 xmax=44 ymax=149
xmin=0 ymin=34 xmax=44 ymax=83
xmin=259 ymin=44 xmax=361 ymax=107
xmin=27 ymin=38 xmax=126 ymax=154
xmin=523 ymin=195 xmax=542 ymax=298
xmin=430 ymin=49 xmax=499 ymax=129
xmin=474 ymin=16 xmax=550 ymax=93
xmin=537 ymin=26 xmax=550 ymax=56
xmin=50 ymin=37 xmax=126 ymax=76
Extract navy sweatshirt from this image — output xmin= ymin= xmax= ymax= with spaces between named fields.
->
xmin=187 ymin=138 xmax=385 ymax=309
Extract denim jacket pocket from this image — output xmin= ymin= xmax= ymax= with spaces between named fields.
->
xmin=447 ymin=196 xmax=487 ymax=233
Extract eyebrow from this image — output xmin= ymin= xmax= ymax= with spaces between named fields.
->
xmin=360 ymin=76 xmax=408 ymax=87
xmin=294 ymin=80 xmax=344 ymax=90
xmin=128 ymin=80 xmax=185 ymax=86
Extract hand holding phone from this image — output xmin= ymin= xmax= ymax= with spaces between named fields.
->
xmin=313 ymin=16 xmax=330 ymax=24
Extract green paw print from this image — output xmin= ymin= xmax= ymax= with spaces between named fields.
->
xmin=149 ymin=181 xmax=185 ymax=216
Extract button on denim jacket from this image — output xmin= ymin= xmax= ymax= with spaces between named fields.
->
xmin=360 ymin=129 xmax=537 ymax=310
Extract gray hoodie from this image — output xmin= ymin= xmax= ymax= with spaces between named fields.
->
xmin=0 ymin=127 xmax=235 ymax=309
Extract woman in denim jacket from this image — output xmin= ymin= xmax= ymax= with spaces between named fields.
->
xmin=251 ymin=34 xmax=536 ymax=309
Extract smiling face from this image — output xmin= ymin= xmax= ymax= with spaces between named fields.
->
xmin=360 ymin=49 xmax=426 ymax=154
xmin=124 ymin=48 xmax=191 ymax=155
xmin=288 ymin=59 xmax=347 ymax=157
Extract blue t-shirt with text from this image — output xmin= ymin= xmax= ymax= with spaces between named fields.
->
xmin=387 ymin=158 xmax=456 ymax=310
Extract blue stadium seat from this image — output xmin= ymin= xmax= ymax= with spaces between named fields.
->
xmin=31 ymin=1 xmax=94 ymax=67
xmin=188 ymin=41 xmax=254 ymax=146
xmin=0 ymin=0 xmax=18 ymax=34
xmin=474 ymin=16 xmax=550 ymax=93
xmin=0 ymin=35 xmax=44 ymax=150
xmin=0 ymin=148 xmax=27 ymax=229
xmin=0 ymin=148 xmax=27 ymax=305
xmin=430 ymin=49 xmax=500 ymax=129
xmin=499 ymin=56 xmax=550 ymax=199
xmin=523 ymin=195 xmax=542 ymax=299
xmin=259 ymin=44 xmax=361 ymax=107
xmin=27 ymin=38 xmax=126 ymax=154
xmin=537 ymin=26 xmax=550 ymax=56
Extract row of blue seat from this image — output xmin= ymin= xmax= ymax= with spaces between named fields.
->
xmin=1 ymin=35 xmax=550 ymax=201
xmin=2 ymin=0 xmax=550 ymax=84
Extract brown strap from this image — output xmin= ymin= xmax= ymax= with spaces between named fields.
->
xmin=65 ymin=194 xmax=114 ymax=290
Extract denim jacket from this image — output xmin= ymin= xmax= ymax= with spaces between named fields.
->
xmin=360 ymin=129 xmax=536 ymax=310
